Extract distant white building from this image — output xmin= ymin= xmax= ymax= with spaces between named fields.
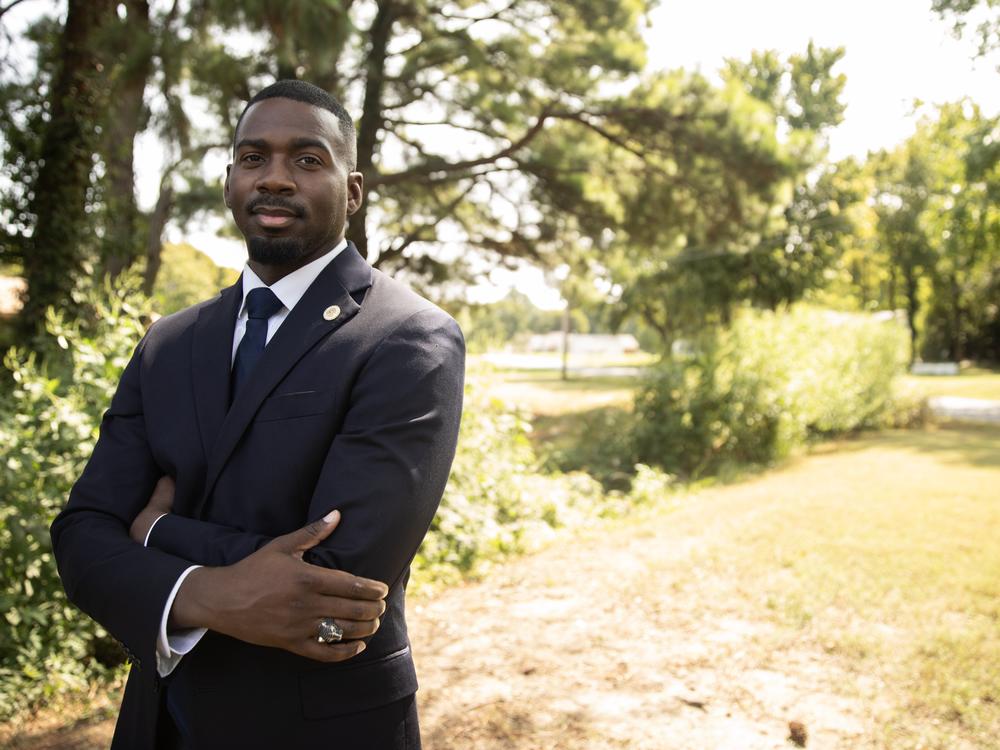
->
xmin=0 ymin=276 xmax=25 ymax=318
xmin=526 ymin=332 xmax=640 ymax=354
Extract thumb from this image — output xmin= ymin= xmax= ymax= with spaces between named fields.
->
xmin=271 ymin=510 xmax=340 ymax=556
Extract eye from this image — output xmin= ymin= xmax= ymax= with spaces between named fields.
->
xmin=298 ymin=155 xmax=323 ymax=167
xmin=240 ymin=153 xmax=264 ymax=165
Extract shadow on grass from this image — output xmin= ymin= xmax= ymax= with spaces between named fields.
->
xmin=534 ymin=412 xmax=1000 ymax=498
xmin=809 ymin=423 xmax=1000 ymax=470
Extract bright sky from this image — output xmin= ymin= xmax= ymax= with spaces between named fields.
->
xmin=646 ymin=0 xmax=1000 ymax=160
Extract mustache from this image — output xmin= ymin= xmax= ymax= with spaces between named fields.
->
xmin=246 ymin=195 xmax=306 ymax=216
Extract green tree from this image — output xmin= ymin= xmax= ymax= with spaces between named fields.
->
xmin=933 ymin=0 xmax=1000 ymax=58
xmin=17 ymin=0 xmax=116 ymax=338
xmin=5 ymin=0 xmax=718 ymax=341
xmin=600 ymin=46 xmax=850 ymax=349
xmin=863 ymin=101 xmax=1000 ymax=361
xmin=912 ymin=102 xmax=1000 ymax=360
xmin=869 ymin=145 xmax=932 ymax=361
xmin=1 ymin=0 xmax=215 ymax=347
xmin=187 ymin=0 xmax=660 ymax=273
xmin=99 ymin=0 xmax=154 ymax=278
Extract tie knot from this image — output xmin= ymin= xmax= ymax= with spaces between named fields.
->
xmin=245 ymin=287 xmax=283 ymax=320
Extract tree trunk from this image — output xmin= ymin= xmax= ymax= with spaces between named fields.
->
xmin=347 ymin=0 xmax=398 ymax=261
xmin=142 ymin=179 xmax=174 ymax=297
xmin=641 ymin=308 xmax=673 ymax=355
xmin=19 ymin=0 xmax=116 ymax=341
xmin=903 ymin=265 xmax=920 ymax=364
xmin=887 ymin=263 xmax=897 ymax=313
xmin=102 ymin=0 xmax=153 ymax=278
xmin=560 ymin=304 xmax=571 ymax=381
xmin=949 ymin=272 xmax=964 ymax=361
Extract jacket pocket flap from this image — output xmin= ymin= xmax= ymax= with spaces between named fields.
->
xmin=255 ymin=389 xmax=334 ymax=422
xmin=298 ymin=646 xmax=417 ymax=719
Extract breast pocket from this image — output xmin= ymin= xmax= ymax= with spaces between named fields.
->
xmin=254 ymin=389 xmax=335 ymax=423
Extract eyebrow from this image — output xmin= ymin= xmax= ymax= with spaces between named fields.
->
xmin=235 ymin=138 xmax=268 ymax=152
xmin=290 ymin=137 xmax=333 ymax=155
xmin=234 ymin=137 xmax=333 ymax=155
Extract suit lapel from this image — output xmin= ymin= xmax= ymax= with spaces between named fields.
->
xmin=190 ymin=279 xmax=243 ymax=472
xmin=194 ymin=244 xmax=373 ymax=518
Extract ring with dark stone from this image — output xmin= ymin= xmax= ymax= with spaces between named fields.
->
xmin=317 ymin=617 xmax=344 ymax=644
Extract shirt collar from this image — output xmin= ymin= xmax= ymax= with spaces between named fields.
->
xmin=238 ymin=238 xmax=348 ymax=318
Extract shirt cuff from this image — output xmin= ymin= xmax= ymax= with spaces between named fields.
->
xmin=143 ymin=512 xmax=169 ymax=547
xmin=155 ymin=565 xmax=207 ymax=677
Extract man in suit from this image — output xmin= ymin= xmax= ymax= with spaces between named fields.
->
xmin=50 ymin=79 xmax=465 ymax=749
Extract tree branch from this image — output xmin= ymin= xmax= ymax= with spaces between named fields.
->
xmin=375 ymin=179 xmax=480 ymax=267
xmin=384 ymin=115 xmax=503 ymax=139
xmin=371 ymin=107 xmax=553 ymax=188
xmin=0 ymin=0 xmax=33 ymax=23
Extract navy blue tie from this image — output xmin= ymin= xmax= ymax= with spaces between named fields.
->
xmin=231 ymin=287 xmax=283 ymax=397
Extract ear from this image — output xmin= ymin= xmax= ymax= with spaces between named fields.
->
xmin=223 ymin=164 xmax=233 ymax=208
xmin=346 ymin=172 xmax=364 ymax=216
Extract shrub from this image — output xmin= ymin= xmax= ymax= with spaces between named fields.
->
xmin=632 ymin=306 xmax=910 ymax=477
xmin=0 ymin=275 xmax=151 ymax=721
xmin=414 ymin=364 xmax=608 ymax=587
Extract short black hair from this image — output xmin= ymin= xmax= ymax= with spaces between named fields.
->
xmin=233 ymin=79 xmax=357 ymax=168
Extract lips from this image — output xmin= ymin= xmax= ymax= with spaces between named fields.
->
xmin=251 ymin=206 xmax=300 ymax=229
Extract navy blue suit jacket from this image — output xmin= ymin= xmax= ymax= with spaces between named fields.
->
xmin=50 ymin=244 xmax=465 ymax=748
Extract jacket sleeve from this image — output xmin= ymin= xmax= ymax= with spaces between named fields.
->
xmin=49 ymin=334 xmax=194 ymax=671
xmin=148 ymin=308 xmax=465 ymax=588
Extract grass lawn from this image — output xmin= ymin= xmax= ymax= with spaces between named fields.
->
xmin=495 ymin=363 xmax=1000 ymax=746
xmin=672 ymin=425 xmax=1000 ymax=747
xmin=482 ymin=356 xmax=1000 ymax=745
xmin=901 ymin=365 xmax=1000 ymax=401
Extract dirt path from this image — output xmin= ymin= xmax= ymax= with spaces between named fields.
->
xmin=412 ymin=504 xmax=876 ymax=749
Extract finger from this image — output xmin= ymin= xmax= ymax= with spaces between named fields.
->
xmin=270 ymin=510 xmax=341 ymax=555
xmin=297 ymin=639 xmax=367 ymax=664
xmin=308 ymin=569 xmax=389 ymax=601
xmin=311 ymin=594 xmax=386 ymax=622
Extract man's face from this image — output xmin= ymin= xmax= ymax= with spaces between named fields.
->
xmin=224 ymin=97 xmax=363 ymax=272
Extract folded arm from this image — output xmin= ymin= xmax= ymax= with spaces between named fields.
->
xmin=51 ymin=331 xmax=396 ymax=673
xmin=49 ymin=335 xmax=194 ymax=670
xmin=148 ymin=308 xmax=466 ymax=589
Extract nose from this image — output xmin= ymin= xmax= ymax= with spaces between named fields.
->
xmin=255 ymin=157 xmax=295 ymax=195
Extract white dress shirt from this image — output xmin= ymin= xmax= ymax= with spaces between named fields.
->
xmin=150 ymin=239 xmax=349 ymax=677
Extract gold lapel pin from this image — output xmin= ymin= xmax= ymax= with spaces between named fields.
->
xmin=323 ymin=305 xmax=342 ymax=321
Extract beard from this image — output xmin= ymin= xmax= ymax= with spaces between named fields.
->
xmin=246 ymin=235 xmax=312 ymax=266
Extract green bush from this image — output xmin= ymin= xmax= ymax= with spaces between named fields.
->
xmin=0 ymin=274 xmax=151 ymax=720
xmin=152 ymin=243 xmax=239 ymax=316
xmin=414 ymin=364 xmax=609 ymax=587
xmin=632 ymin=306 xmax=910 ymax=477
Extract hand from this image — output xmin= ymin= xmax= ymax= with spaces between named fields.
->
xmin=129 ymin=475 xmax=175 ymax=544
xmin=170 ymin=510 xmax=389 ymax=663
